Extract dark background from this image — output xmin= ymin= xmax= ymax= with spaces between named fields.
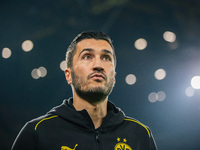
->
xmin=1 ymin=0 xmax=200 ymax=149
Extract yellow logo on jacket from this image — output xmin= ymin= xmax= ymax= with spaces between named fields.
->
xmin=61 ymin=144 xmax=78 ymax=150
xmin=114 ymin=138 xmax=132 ymax=150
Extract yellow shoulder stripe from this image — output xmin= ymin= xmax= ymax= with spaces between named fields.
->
xmin=35 ymin=115 xmax=58 ymax=131
xmin=124 ymin=118 xmax=151 ymax=138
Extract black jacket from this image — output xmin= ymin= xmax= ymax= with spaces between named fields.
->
xmin=12 ymin=98 xmax=157 ymax=150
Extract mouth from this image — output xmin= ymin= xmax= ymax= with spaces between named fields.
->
xmin=90 ymin=73 xmax=105 ymax=80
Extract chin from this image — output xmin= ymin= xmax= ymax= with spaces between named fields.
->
xmin=89 ymin=85 xmax=106 ymax=91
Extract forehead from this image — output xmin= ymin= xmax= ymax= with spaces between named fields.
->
xmin=76 ymin=39 xmax=113 ymax=54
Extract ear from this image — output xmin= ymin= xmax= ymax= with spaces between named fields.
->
xmin=65 ymin=68 xmax=72 ymax=85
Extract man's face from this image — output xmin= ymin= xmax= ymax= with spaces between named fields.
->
xmin=65 ymin=39 xmax=116 ymax=104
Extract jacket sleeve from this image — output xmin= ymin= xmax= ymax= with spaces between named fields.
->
xmin=11 ymin=122 xmax=38 ymax=150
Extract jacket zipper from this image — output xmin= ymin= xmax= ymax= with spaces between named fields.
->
xmin=95 ymin=130 xmax=101 ymax=150
xmin=95 ymin=130 xmax=100 ymax=142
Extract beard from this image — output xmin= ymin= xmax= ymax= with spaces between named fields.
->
xmin=71 ymin=69 xmax=115 ymax=104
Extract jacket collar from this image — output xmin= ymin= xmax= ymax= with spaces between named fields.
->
xmin=49 ymin=98 xmax=125 ymax=130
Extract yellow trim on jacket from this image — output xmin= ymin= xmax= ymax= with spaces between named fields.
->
xmin=35 ymin=115 xmax=58 ymax=131
xmin=124 ymin=118 xmax=151 ymax=138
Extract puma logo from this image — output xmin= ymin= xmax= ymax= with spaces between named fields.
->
xmin=61 ymin=144 xmax=78 ymax=150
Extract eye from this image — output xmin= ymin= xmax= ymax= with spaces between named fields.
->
xmin=102 ymin=55 xmax=111 ymax=61
xmin=82 ymin=54 xmax=92 ymax=60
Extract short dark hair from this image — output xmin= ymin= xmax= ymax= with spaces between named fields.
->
xmin=66 ymin=31 xmax=116 ymax=68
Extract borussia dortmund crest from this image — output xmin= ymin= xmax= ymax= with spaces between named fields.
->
xmin=114 ymin=137 xmax=132 ymax=150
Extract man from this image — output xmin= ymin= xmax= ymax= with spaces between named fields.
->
xmin=12 ymin=31 xmax=157 ymax=150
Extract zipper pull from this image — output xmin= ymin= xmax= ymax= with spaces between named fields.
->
xmin=95 ymin=130 xmax=100 ymax=142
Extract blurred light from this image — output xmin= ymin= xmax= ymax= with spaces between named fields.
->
xmin=185 ymin=86 xmax=195 ymax=97
xmin=134 ymin=38 xmax=147 ymax=50
xmin=125 ymin=74 xmax=137 ymax=85
xmin=154 ymin=68 xmax=166 ymax=80
xmin=191 ymin=76 xmax=200 ymax=89
xmin=2 ymin=47 xmax=12 ymax=59
xmin=22 ymin=40 xmax=34 ymax=52
xmin=38 ymin=66 xmax=47 ymax=77
xmin=31 ymin=68 xmax=40 ymax=79
xmin=37 ymin=69 xmax=41 ymax=77
xmin=148 ymin=91 xmax=166 ymax=103
xmin=168 ymin=41 xmax=179 ymax=50
xmin=148 ymin=92 xmax=157 ymax=103
xmin=163 ymin=31 xmax=176 ymax=42
xmin=31 ymin=67 xmax=47 ymax=79
xmin=157 ymin=91 xmax=166 ymax=101
xmin=60 ymin=60 xmax=67 ymax=71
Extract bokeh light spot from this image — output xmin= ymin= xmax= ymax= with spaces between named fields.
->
xmin=148 ymin=91 xmax=166 ymax=103
xmin=154 ymin=68 xmax=166 ymax=80
xmin=60 ymin=60 xmax=67 ymax=71
xmin=148 ymin=92 xmax=157 ymax=103
xmin=185 ymin=86 xmax=195 ymax=97
xmin=125 ymin=74 xmax=137 ymax=85
xmin=31 ymin=68 xmax=40 ymax=79
xmin=22 ymin=40 xmax=34 ymax=52
xmin=2 ymin=47 xmax=12 ymax=59
xmin=157 ymin=91 xmax=166 ymax=101
xmin=134 ymin=38 xmax=147 ymax=50
xmin=168 ymin=41 xmax=179 ymax=50
xmin=191 ymin=76 xmax=200 ymax=89
xmin=38 ymin=66 xmax=47 ymax=77
xmin=37 ymin=69 xmax=41 ymax=77
xmin=31 ymin=67 xmax=47 ymax=79
xmin=163 ymin=31 xmax=176 ymax=42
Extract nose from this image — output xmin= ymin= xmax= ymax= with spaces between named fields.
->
xmin=93 ymin=58 xmax=104 ymax=72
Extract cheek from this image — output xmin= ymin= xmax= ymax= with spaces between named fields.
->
xmin=73 ymin=63 xmax=89 ymax=75
xmin=107 ymin=65 xmax=115 ymax=75
xmin=107 ymin=70 xmax=116 ymax=81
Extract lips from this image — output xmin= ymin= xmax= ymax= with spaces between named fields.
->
xmin=90 ymin=73 xmax=105 ymax=80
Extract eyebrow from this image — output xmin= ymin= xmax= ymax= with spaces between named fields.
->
xmin=79 ymin=48 xmax=93 ymax=57
xmin=103 ymin=49 xmax=113 ymax=56
xmin=79 ymin=48 xmax=113 ymax=57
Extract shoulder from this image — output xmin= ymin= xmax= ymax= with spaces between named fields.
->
xmin=124 ymin=116 xmax=151 ymax=138
xmin=25 ymin=114 xmax=59 ymax=131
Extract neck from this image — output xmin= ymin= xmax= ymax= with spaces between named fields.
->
xmin=73 ymin=94 xmax=108 ymax=129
